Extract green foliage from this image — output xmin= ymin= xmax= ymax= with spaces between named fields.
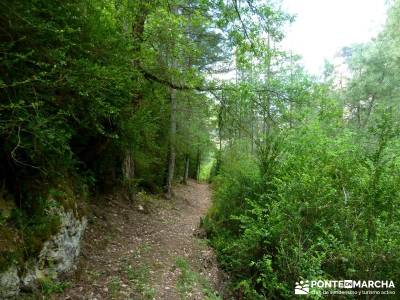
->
xmin=0 ymin=0 xmax=223 ymax=197
xmin=2 ymin=0 xmax=400 ymax=299
xmin=0 ymin=179 xmax=88 ymax=274
xmin=175 ymin=256 xmax=221 ymax=300
xmin=0 ymin=0 xmax=227 ymax=286
xmin=0 ymin=197 xmax=61 ymax=271
xmin=124 ymin=264 xmax=156 ymax=300
xmin=119 ymin=241 xmax=156 ymax=299
xmin=0 ymin=0 xmax=134 ymax=171
xmin=208 ymin=146 xmax=260 ymax=232
xmin=205 ymin=112 xmax=400 ymax=298
xmin=39 ymin=277 xmax=70 ymax=295
xmin=203 ymin=2 xmax=400 ymax=298
xmin=107 ymin=276 xmax=122 ymax=299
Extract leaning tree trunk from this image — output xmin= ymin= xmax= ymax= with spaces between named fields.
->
xmin=166 ymin=88 xmax=177 ymax=199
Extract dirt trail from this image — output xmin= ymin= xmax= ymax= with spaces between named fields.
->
xmin=59 ymin=180 xmax=224 ymax=300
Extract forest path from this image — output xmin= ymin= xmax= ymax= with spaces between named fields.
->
xmin=60 ymin=180 xmax=224 ymax=300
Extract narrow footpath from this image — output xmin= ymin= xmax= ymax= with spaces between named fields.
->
xmin=59 ymin=180 xmax=225 ymax=300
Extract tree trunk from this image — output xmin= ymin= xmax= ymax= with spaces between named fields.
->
xmin=122 ymin=150 xmax=135 ymax=202
xmin=195 ymin=147 xmax=201 ymax=181
xmin=121 ymin=2 xmax=149 ymax=202
xmin=166 ymin=88 xmax=177 ymax=199
xmin=183 ymin=154 xmax=190 ymax=184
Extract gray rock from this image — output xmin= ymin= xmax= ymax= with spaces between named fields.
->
xmin=20 ymin=265 xmax=45 ymax=291
xmin=0 ymin=265 xmax=20 ymax=299
xmin=38 ymin=208 xmax=87 ymax=274
xmin=1 ymin=206 xmax=87 ymax=297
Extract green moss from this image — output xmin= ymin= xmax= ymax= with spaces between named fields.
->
xmin=0 ymin=188 xmax=63 ymax=272
xmin=0 ymin=178 xmax=87 ymax=276
xmin=47 ymin=178 xmax=88 ymax=220
xmin=0 ymin=206 xmax=62 ymax=274
xmin=24 ymin=214 xmax=61 ymax=258
xmin=0 ymin=225 xmax=24 ymax=272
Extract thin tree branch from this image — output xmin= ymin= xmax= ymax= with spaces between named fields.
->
xmin=11 ymin=126 xmax=41 ymax=170
xmin=139 ymin=64 xmax=291 ymax=102
xmin=232 ymin=0 xmax=257 ymax=52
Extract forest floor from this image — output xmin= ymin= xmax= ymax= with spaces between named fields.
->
xmin=56 ymin=180 xmax=226 ymax=300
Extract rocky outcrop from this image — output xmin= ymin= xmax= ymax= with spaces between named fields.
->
xmin=0 ymin=266 xmax=20 ymax=299
xmin=39 ymin=208 xmax=87 ymax=274
xmin=0 ymin=207 xmax=87 ymax=298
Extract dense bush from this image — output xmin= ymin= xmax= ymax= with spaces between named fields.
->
xmin=0 ymin=0 xmax=137 ymax=193
xmin=0 ymin=0 xmax=138 ymax=269
xmin=204 ymin=110 xmax=400 ymax=299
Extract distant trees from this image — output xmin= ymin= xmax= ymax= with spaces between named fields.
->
xmin=342 ymin=1 xmax=400 ymax=129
